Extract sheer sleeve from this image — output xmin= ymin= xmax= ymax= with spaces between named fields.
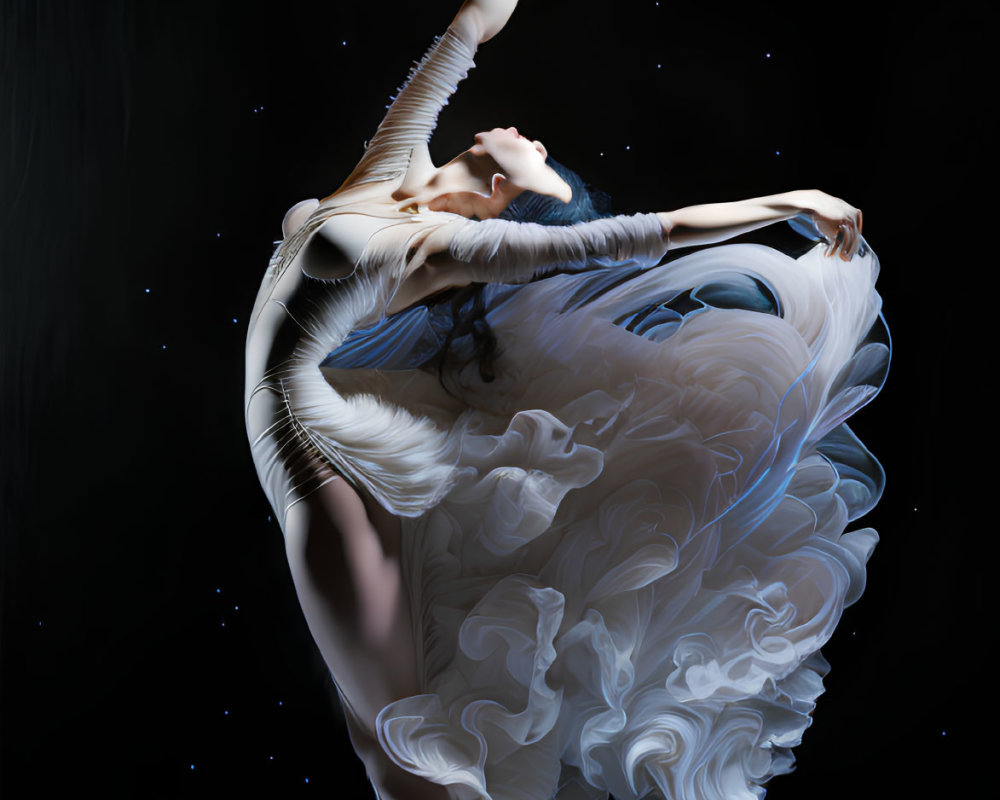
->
xmin=342 ymin=25 xmax=477 ymax=187
xmin=446 ymin=213 xmax=669 ymax=283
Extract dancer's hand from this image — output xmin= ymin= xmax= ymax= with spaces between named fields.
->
xmin=798 ymin=190 xmax=863 ymax=260
xmin=455 ymin=0 xmax=519 ymax=43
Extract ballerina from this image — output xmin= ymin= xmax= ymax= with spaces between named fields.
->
xmin=245 ymin=1 xmax=885 ymax=798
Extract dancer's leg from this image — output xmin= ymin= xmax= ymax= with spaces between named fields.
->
xmin=283 ymin=476 xmax=448 ymax=799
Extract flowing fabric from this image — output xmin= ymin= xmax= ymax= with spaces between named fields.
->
xmin=360 ymin=239 xmax=887 ymax=800
xmin=244 ymin=20 xmax=888 ymax=800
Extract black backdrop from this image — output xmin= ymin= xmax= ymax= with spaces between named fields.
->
xmin=1 ymin=0 xmax=990 ymax=797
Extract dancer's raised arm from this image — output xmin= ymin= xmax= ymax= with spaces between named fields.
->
xmin=453 ymin=0 xmax=519 ymax=44
xmin=335 ymin=0 xmax=519 ymax=192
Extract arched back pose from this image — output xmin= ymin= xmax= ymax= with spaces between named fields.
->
xmin=245 ymin=2 xmax=887 ymax=799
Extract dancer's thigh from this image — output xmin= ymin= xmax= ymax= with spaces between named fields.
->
xmin=282 ymin=475 xmax=416 ymax=735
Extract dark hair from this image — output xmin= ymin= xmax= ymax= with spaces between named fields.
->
xmin=498 ymin=156 xmax=613 ymax=226
xmin=433 ymin=156 xmax=613 ymax=384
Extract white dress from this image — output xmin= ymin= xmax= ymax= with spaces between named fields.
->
xmin=245 ymin=24 xmax=888 ymax=800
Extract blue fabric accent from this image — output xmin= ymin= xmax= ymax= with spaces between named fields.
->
xmin=321 ymin=268 xmax=785 ymax=370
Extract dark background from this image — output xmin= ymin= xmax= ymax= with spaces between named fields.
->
xmin=1 ymin=0 xmax=990 ymax=797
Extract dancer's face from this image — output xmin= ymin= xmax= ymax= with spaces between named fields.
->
xmin=425 ymin=128 xmax=572 ymax=218
xmin=468 ymin=127 xmax=572 ymax=203
xmin=472 ymin=127 xmax=548 ymax=166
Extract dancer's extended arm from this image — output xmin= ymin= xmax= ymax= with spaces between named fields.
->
xmin=386 ymin=189 xmax=862 ymax=306
xmin=381 ymin=212 xmax=666 ymax=312
xmin=659 ymin=189 xmax=863 ymax=260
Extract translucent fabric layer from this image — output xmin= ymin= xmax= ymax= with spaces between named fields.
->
xmin=359 ymin=239 xmax=888 ymax=800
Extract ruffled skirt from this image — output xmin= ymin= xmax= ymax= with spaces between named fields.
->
xmin=323 ymin=240 xmax=887 ymax=800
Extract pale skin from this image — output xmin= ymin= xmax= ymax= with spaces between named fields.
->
xmin=271 ymin=2 xmax=863 ymax=798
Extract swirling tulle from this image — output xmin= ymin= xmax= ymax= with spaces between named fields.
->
xmin=368 ymin=240 xmax=886 ymax=799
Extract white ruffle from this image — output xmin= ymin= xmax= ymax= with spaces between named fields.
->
xmin=372 ymin=241 xmax=886 ymax=799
